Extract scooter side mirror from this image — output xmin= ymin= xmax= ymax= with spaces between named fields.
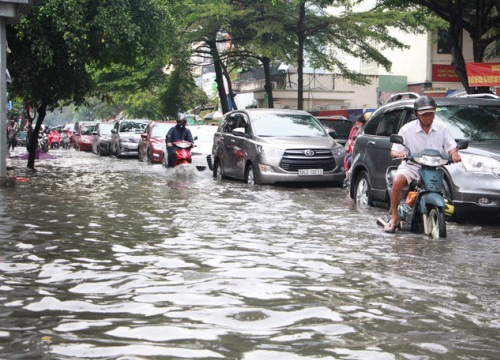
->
xmin=457 ymin=140 xmax=469 ymax=150
xmin=390 ymin=134 xmax=403 ymax=144
xmin=194 ymin=136 xmax=198 ymax=141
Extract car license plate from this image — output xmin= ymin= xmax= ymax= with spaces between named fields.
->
xmin=298 ymin=169 xmax=323 ymax=175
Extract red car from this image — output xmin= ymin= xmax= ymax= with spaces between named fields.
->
xmin=74 ymin=121 xmax=99 ymax=151
xmin=138 ymin=121 xmax=175 ymax=163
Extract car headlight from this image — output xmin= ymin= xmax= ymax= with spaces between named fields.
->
xmin=257 ymin=145 xmax=284 ymax=157
xmin=413 ymin=155 xmax=448 ymax=166
xmin=331 ymin=146 xmax=346 ymax=157
xmin=152 ymin=143 xmax=163 ymax=150
xmin=120 ymin=136 xmax=132 ymax=143
xmin=461 ymin=153 xmax=500 ymax=173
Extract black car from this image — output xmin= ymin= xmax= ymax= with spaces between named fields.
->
xmin=92 ymin=122 xmax=116 ymax=156
xmin=348 ymin=93 xmax=500 ymax=221
xmin=315 ymin=116 xmax=353 ymax=146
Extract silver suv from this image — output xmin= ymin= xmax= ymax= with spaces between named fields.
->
xmin=212 ymin=109 xmax=346 ymax=185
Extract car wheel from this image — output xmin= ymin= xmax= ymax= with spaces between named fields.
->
xmin=426 ymin=206 xmax=446 ymax=239
xmin=213 ymin=159 xmax=224 ymax=180
xmin=116 ymin=143 xmax=122 ymax=158
xmin=354 ymin=171 xmax=373 ymax=207
xmin=98 ymin=145 xmax=105 ymax=156
xmin=245 ymin=164 xmax=257 ymax=185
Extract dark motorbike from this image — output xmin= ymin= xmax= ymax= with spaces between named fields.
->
xmin=39 ymin=133 xmax=49 ymax=152
xmin=378 ymin=134 xmax=468 ymax=239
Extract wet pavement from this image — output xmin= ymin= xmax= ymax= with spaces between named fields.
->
xmin=0 ymin=147 xmax=499 ymax=359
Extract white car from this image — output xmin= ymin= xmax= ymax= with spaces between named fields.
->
xmin=162 ymin=125 xmax=218 ymax=171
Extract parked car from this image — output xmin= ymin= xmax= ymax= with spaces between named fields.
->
xmin=92 ymin=122 xmax=116 ymax=156
xmin=110 ymin=119 xmax=151 ymax=158
xmin=316 ymin=115 xmax=354 ymax=146
xmin=138 ymin=121 xmax=174 ymax=163
xmin=348 ymin=93 xmax=500 ymax=221
xmin=162 ymin=125 xmax=218 ymax=170
xmin=212 ymin=108 xmax=346 ymax=185
xmin=191 ymin=125 xmax=218 ymax=171
xmin=74 ymin=121 xmax=99 ymax=151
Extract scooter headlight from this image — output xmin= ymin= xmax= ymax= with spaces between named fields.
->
xmin=413 ymin=155 xmax=448 ymax=166
xmin=461 ymin=154 xmax=500 ymax=173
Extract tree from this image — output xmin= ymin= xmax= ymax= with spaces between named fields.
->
xmin=173 ymin=0 xmax=235 ymax=114
xmin=376 ymin=0 xmax=500 ymax=93
xmin=291 ymin=0 xmax=411 ymax=109
xmin=227 ymin=0 xmax=294 ymax=108
xmin=7 ymin=0 xmax=169 ymax=169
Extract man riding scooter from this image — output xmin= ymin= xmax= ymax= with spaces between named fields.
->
xmin=384 ymin=95 xmax=461 ymax=233
xmin=166 ymin=114 xmax=194 ymax=168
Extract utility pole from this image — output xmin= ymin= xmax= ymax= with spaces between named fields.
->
xmin=0 ymin=0 xmax=37 ymax=182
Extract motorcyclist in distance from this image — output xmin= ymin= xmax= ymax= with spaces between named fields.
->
xmin=166 ymin=114 xmax=194 ymax=167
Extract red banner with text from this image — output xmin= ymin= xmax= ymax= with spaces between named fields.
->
xmin=432 ymin=64 xmax=460 ymax=82
xmin=466 ymin=62 xmax=500 ymax=86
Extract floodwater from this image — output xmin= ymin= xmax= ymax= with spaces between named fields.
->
xmin=1 ymin=148 xmax=499 ymax=359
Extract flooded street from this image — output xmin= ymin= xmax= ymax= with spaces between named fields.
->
xmin=1 ymin=149 xmax=499 ymax=359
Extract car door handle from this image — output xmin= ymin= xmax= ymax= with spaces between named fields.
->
xmin=367 ymin=141 xmax=376 ymax=146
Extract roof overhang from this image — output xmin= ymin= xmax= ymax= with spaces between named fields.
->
xmin=0 ymin=0 xmax=38 ymax=23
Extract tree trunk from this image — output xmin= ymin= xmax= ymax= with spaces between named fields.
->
xmin=297 ymin=2 xmax=305 ymax=110
xmin=207 ymin=40 xmax=230 ymax=114
xmin=448 ymin=21 xmax=470 ymax=94
xmin=27 ymin=102 xmax=47 ymax=169
xmin=220 ymin=60 xmax=237 ymax=111
xmin=261 ymin=56 xmax=274 ymax=108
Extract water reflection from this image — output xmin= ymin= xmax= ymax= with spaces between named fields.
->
xmin=0 ymin=149 xmax=499 ymax=359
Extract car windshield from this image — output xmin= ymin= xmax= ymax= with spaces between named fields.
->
xmin=318 ymin=119 xmax=353 ymax=137
xmin=151 ymin=123 xmax=172 ymax=138
xmin=81 ymin=125 xmax=96 ymax=135
xmin=120 ymin=121 xmax=148 ymax=132
xmin=251 ymin=113 xmax=327 ymax=137
xmin=436 ymin=104 xmax=500 ymax=141
xmin=99 ymin=123 xmax=114 ymax=135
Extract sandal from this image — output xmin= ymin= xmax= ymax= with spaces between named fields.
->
xmin=383 ymin=220 xmax=398 ymax=233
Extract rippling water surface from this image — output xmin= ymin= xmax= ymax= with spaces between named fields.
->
xmin=1 ymin=149 xmax=499 ymax=359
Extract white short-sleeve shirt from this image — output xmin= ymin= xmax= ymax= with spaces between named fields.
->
xmin=392 ymin=119 xmax=457 ymax=175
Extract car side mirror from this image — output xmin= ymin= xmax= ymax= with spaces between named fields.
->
xmin=328 ymin=130 xmax=336 ymax=139
xmin=111 ymin=129 xmax=117 ymax=134
xmin=457 ymin=140 xmax=469 ymax=150
xmin=232 ymin=127 xmax=248 ymax=137
xmin=390 ymin=134 xmax=403 ymax=144
xmin=92 ymin=132 xmax=98 ymax=135
xmin=140 ymin=133 xmax=147 ymax=139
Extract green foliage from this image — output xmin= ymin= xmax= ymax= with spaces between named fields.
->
xmin=7 ymin=0 xmax=170 ymax=110
xmin=160 ymin=65 xmax=209 ymax=117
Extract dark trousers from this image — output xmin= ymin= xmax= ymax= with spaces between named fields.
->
xmin=167 ymin=146 xmax=176 ymax=167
